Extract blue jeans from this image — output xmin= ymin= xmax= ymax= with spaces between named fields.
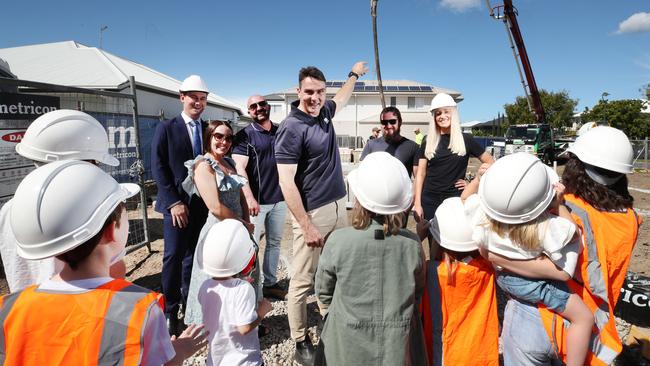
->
xmin=252 ymin=201 xmax=287 ymax=286
xmin=502 ymin=299 xmax=564 ymax=366
xmin=497 ymin=272 xmax=571 ymax=313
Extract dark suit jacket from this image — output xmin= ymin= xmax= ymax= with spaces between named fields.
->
xmin=151 ymin=115 xmax=205 ymax=213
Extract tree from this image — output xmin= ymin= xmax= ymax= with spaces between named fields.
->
xmin=581 ymin=99 xmax=649 ymax=139
xmin=639 ymin=83 xmax=649 ymax=99
xmin=504 ymin=89 xmax=578 ymax=128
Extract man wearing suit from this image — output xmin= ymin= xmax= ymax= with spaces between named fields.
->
xmin=151 ymin=75 xmax=210 ymax=335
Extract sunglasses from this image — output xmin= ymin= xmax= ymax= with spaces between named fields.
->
xmin=248 ymin=100 xmax=269 ymax=110
xmin=380 ymin=119 xmax=398 ymax=126
xmin=213 ymin=132 xmax=233 ymax=142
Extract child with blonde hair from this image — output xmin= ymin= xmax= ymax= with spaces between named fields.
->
xmin=468 ymin=152 xmax=594 ymax=366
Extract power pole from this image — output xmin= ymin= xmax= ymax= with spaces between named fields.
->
xmin=99 ymin=26 xmax=108 ymax=49
xmin=371 ymin=0 xmax=386 ymax=109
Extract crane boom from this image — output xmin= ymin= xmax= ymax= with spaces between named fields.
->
xmin=488 ymin=0 xmax=545 ymax=123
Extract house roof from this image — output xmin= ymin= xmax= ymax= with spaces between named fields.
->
xmin=359 ymin=110 xmax=431 ymax=125
xmin=267 ymin=80 xmax=462 ymax=101
xmin=0 ymin=41 xmax=241 ymax=112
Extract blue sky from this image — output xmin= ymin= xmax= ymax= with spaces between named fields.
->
xmin=1 ymin=0 xmax=648 ymax=122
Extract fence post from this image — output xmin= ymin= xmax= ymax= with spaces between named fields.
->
xmin=646 ymin=137 xmax=648 ymax=170
xmin=643 ymin=136 xmax=648 ymax=170
xmin=129 ymin=76 xmax=151 ymax=253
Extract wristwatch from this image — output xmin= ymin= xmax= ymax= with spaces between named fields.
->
xmin=348 ymin=71 xmax=360 ymax=79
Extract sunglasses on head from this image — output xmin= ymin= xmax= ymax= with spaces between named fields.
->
xmin=380 ymin=119 xmax=398 ymax=126
xmin=213 ymin=132 xmax=233 ymax=142
xmin=248 ymin=100 xmax=268 ymax=110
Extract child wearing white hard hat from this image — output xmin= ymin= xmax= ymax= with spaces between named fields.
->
xmin=468 ymin=152 xmax=593 ymax=366
xmin=2 ymin=160 xmax=206 ymax=365
xmin=314 ymin=152 xmax=427 ymax=365
xmin=0 ymin=109 xmax=124 ymax=293
xmin=416 ymin=196 xmax=499 ymax=365
xmin=500 ymin=126 xmax=640 ymax=364
xmin=195 ymin=219 xmax=272 ymax=366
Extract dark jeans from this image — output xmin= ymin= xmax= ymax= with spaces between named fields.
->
xmin=421 ymin=191 xmax=461 ymax=221
xmin=161 ymin=197 xmax=208 ymax=316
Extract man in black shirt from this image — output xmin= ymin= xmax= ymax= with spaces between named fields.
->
xmin=360 ymin=107 xmax=419 ymax=179
xmin=360 ymin=107 xmax=419 ymax=226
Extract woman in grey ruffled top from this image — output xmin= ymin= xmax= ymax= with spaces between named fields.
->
xmin=182 ymin=120 xmax=255 ymax=326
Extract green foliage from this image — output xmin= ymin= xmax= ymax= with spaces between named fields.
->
xmin=581 ymin=99 xmax=649 ymax=139
xmin=504 ymin=89 xmax=578 ymax=128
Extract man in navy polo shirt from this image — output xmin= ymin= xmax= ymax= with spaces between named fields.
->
xmin=275 ymin=61 xmax=368 ymax=365
xmin=233 ymin=95 xmax=287 ymax=301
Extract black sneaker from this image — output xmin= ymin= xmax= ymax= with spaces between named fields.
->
xmin=294 ymin=334 xmax=316 ymax=366
xmin=258 ymin=324 xmax=270 ymax=338
xmin=263 ymin=283 xmax=288 ymax=300
xmin=166 ymin=315 xmax=184 ymax=337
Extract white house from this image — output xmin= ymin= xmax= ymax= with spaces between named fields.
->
xmin=0 ymin=41 xmax=243 ymax=121
xmin=0 ymin=41 xmax=245 ymax=181
xmin=265 ymin=80 xmax=462 ymax=148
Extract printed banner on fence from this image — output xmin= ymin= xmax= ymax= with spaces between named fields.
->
xmin=0 ymin=92 xmax=60 ymax=119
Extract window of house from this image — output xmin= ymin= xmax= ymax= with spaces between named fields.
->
xmin=408 ymin=97 xmax=426 ymax=110
xmin=390 ymin=96 xmax=396 ymax=107
xmin=270 ymin=104 xmax=282 ymax=114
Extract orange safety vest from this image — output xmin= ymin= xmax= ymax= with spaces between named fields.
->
xmin=538 ymin=194 xmax=640 ymax=365
xmin=421 ymin=256 xmax=499 ymax=366
xmin=0 ymin=278 xmax=164 ymax=366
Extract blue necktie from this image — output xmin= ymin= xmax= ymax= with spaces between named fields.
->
xmin=190 ymin=121 xmax=202 ymax=157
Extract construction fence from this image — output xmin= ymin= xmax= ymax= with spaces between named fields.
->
xmin=631 ymin=138 xmax=649 ymax=170
xmin=0 ymin=77 xmax=150 ymax=253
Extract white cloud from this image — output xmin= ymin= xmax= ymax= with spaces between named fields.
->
xmin=616 ymin=12 xmax=650 ymax=34
xmin=440 ymin=0 xmax=481 ymax=12
xmin=634 ymin=59 xmax=650 ymax=70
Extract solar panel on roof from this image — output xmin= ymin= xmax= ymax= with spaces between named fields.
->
xmin=333 ymin=82 xmax=344 ymax=87
xmin=386 ymin=86 xmax=398 ymax=91
xmin=408 ymin=86 xmax=420 ymax=91
xmin=325 ymin=82 xmax=333 ymax=87
xmin=420 ymin=86 xmax=433 ymax=91
xmin=398 ymin=86 xmax=409 ymax=91
xmin=355 ymin=82 xmax=365 ymax=87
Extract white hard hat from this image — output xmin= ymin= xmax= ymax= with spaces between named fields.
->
xmin=10 ymin=160 xmax=140 ymax=260
xmin=566 ymin=126 xmax=633 ymax=175
xmin=348 ymin=152 xmax=413 ymax=215
xmin=479 ymin=153 xmax=558 ymax=224
xmin=429 ymin=197 xmax=478 ymax=252
xmin=430 ymin=93 xmax=457 ymax=111
xmin=15 ymin=109 xmax=119 ymax=166
xmin=196 ymin=219 xmax=256 ymax=278
xmin=179 ymin=75 xmax=209 ymax=93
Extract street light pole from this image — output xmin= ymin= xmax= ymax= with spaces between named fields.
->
xmin=600 ymin=92 xmax=609 ymax=125
xmin=99 ymin=26 xmax=108 ymax=49
xmin=600 ymin=92 xmax=609 ymax=102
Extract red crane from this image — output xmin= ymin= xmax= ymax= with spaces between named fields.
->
xmin=487 ymin=0 xmax=546 ymax=124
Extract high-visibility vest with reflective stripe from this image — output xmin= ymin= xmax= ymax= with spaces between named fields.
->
xmin=0 ymin=278 xmax=163 ymax=366
xmin=538 ymin=194 xmax=640 ymax=365
xmin=421 ymin=256 xmax=499 ymax=366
